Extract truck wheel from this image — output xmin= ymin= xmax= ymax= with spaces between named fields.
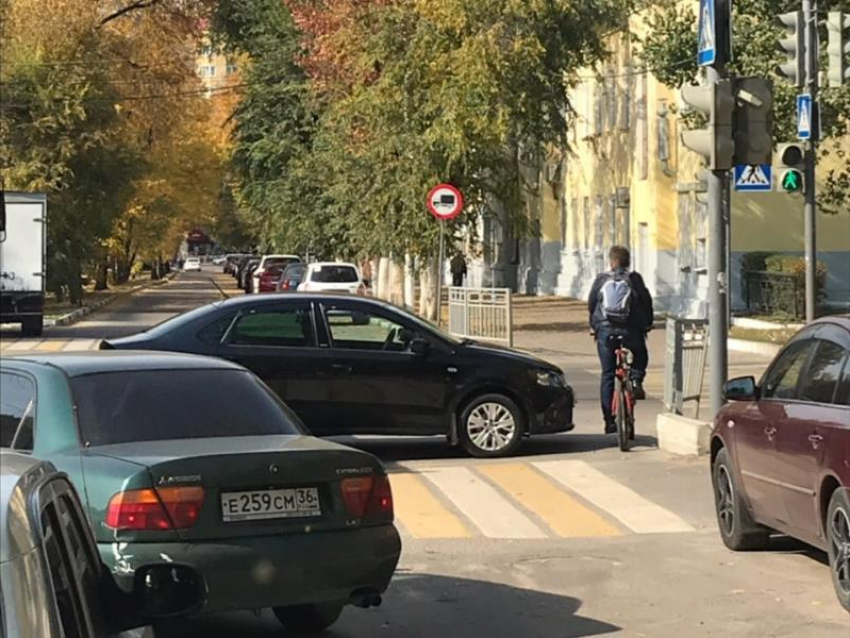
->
xmin=21 ymin=316 xmax=43 ymax=337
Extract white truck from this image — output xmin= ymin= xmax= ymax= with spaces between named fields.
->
xmin=0 ymin=192 xmax=47 ymax=336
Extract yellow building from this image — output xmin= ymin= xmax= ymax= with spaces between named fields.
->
xmin=470 ymin=2 xmax=850 ymax=314
xmin=196 ymin=42 xmax=240 ymax=93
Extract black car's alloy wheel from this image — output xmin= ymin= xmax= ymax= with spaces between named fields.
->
xmin=273 ymin=602 xmax=344 ymax=633
xmin=459 ymin=393 xmax=523 ymax=458
xmin=712 ymin=448 xmax=769 ymax=551
xmin=827 ymin=489 xmax=850 ymax=612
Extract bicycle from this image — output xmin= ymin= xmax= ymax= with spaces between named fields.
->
xmin=608 ymin=334 xmax=636 ymax=452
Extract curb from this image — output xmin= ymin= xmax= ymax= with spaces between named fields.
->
xmin=46 ymin=274 xmax=175 ymax=328
xmin=727 ymin=337 xmax=782 ymax=358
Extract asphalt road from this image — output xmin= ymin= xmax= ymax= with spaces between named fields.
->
xmin=2 ymin=268 xmax=847 ymax=636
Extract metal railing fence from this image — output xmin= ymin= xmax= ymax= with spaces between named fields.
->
xmin=448 ymin=287 xmax=513 ymax=347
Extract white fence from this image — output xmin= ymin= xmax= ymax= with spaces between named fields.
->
xmin=448 ymin=287 xmax=513 ymax=347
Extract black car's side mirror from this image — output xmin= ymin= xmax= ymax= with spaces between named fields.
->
xmin=410 ymin=338 xmax=430 ymax=356
xmin=724 ymin=376 xmax=759 ymax=402
xmin=135 ymin=564 xmax=203 ymax=618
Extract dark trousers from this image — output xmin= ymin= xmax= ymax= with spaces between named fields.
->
xmin=452 ymin=273 xmax=464 ymax=287
xmin=596 ymin=326 xmax=648 ymax=423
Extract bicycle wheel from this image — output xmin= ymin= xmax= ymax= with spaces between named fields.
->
xmin=614 ymin=378 xmax=630 ymax=452
xmin=625 ymin=380 xmax=636 ymax=441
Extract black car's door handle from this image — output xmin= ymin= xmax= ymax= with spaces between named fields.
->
xmin=331 ymin=363 xmax=353 ymax=373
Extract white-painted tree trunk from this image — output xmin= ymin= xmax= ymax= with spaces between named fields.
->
xmin=387 ymin=259 xmax=404 ymax=305
xmin=403 ymin=254 xmax=416 ymax=309
xmin=376 ymin=257 xmax=390 ymax=300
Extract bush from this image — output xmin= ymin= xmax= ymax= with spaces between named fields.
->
xmin=740 ymin=251 xmax=774 ymax=273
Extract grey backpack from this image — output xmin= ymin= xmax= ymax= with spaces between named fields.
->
xmin=599 ymin=271 xmax=634 ymax=324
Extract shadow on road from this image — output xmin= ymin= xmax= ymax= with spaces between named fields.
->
xmin=180 ymin=572 xmax=621 ymax=637
xmin=328 ymin=433 xmax=658 ymax=464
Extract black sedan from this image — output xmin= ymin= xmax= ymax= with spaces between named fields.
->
xmin=102 ymin=295 xmax=575 ymax=457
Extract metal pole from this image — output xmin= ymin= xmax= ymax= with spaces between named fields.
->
xmin=435 ymin=222 xmax=445 ymax=325
xmin=707 ymin=2 xmax=730 ymax=417
xmin=803 ymin=0 xmax=818 ymax=322
xmin=723 ymin=175 xmax=732 ymax=326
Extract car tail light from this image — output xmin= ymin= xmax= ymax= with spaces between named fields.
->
xmin=105 ymin=487 xmax=205 ymax=530
xmin=282 ymin=280 xmax=291 ymax=291
xmin=340 ymin=476 xmax=393 ymax=520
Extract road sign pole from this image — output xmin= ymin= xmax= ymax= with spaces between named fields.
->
xmin=803 ymin=0 xmax=818 ymax=322
xmin=435 ymin=222 xmax=445 ymax=326
xmin=706 ymin=0 xmax=730 ymax=418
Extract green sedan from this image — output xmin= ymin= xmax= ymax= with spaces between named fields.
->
xmin=0 ymin=351 xmax=401 ymax=633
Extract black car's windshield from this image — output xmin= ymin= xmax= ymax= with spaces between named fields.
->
xmin=72 ymin=369 xmax=303 ymax=446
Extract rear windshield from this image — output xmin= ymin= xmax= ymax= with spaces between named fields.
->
xmin=264 ymin=257 xmax=300 ymax=269
xmin=311 ymin=265 xmax=358 ymax=283
xmin=71 ymin=370 xmax=303 ymax=446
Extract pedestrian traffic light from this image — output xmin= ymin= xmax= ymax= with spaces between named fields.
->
xmin=680 ymin=79 xmax=735 ymax=170
xmin=827 ymin=12 xmax=850 ymax=88
xmin=776 ymin=143 xmax=805 ymax=194
xmin=733 ymin=78 xmax=774 ymax=166
xmin=776 ymin=11 xmax=804 ymax=87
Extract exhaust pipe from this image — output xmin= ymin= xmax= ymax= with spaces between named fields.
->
xmin=349 ymin=588 xmax=382 ymax=608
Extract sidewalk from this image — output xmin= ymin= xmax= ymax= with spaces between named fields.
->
xmin=506 ymin=296 xmax=776 ymax=433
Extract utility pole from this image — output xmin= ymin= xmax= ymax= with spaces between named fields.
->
xmin=802 ymin=0 xmax=818 ymax=322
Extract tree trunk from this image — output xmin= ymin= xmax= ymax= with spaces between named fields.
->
xmin=94 ymin=259 xmax=109 ymax=291
xmin=388 ymin=259 xmax=404 ymax=305
xmin=418 ymin=259 xmax=437 ymax=321
xmin=404 ymin=254 xmax=416 ymax=309
xmin=376 ymin=257 xmax=390 ymax=301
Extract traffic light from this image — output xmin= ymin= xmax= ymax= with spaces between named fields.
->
xmin=733 ymin=78 xmax=774 ymax=166
xmin=680 ymin=79 xmax=735 ymax=170
xmin=827 ymin=12 xmax=850 ymax=88
xmin=776 ymin=11 xmax=804 ymax=87
xmin=777 ymin=143 xmax=805 ymax=194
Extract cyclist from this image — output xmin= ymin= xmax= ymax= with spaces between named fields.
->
xmin=588 ymin=246 xmax=654 ymax=434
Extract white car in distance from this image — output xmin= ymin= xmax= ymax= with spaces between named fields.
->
xmin=297 ymin=262 xmax=369 ymax=295
xmin=183 ymin=256 xmax=202 ymax=272
xmin=251 ymin=254 xmax=302 ymax=294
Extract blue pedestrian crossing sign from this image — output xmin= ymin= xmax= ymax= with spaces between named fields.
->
xmin=698 ymin=0 xmax=717 ymax=66
xmin=734 ymin=164 xmax=773 ymax=192
xmin=797 ymin=94 xmax=813 ymax=140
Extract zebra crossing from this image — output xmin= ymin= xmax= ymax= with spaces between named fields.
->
xmin=389 ymin=459 xmax=696 ymax=540
xmin=0 ymin=338 xmax=102 ymax=353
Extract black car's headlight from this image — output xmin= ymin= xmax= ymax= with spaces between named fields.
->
xmin=535 ymin=370 xmax=566 ymax=388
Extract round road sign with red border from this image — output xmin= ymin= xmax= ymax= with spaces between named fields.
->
xmin=427 ymin=184 xmax=464 ymax=220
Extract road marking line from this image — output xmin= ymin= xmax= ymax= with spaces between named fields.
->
xmin=390 ymin=473 xmax=471 ymax=539
xmin=478 ymin=464 xmax=621 ymax=538
xmin=0 ymin=341 xmax=14 ymax=351
xmin=61 ymin=339 xmax=99 ymax=352
xmin=534 ymin=460 xmax=695 ymax=534
xmin=35 ymin=340 xmax=69 ymax=352
xmin=6 ymin=340 xmax=43 ymax=351
xmin=421 ymin=466 xmax=546 ymax=539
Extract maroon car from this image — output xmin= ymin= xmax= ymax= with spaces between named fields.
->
xmin=710 ymin=315 xmax=850 ymax=612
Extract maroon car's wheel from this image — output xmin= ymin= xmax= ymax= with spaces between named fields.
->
xmin=273 ymin=602 xmax=344 ymax=633
xmin=712 ymin=448 xmax=769 ymax=551
xmin=827 ymin=489 xmax=850 ymax=612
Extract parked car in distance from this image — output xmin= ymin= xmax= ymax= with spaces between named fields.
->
xmin=257 ymin=264 xmax=285 ymax=293
xmin=223 ymin=253 xmax=247 ymax=275
xmin=0 ymin=352 xmax=402 ymax=632
xmin=101 ymin=295 xmax=575 ymax=457
xmin=298 ymin=262 xmax=369 ymax=295
xmin=182 ymin=257 xmax=202 ymax=272
xmin=0 ymin=450 xmax=201 ymax=638
xmin=232 ymin=254 xmax=255 ymax=281
xmin=240 ymin=258 xmax=261 ymax=292
xmin=710 ymin=315 xmax=850 ymax=612
xmin=277 ymin=263 xmax=308 ymax=293
xmin=252 ymin=255 xmax=302 ymax=294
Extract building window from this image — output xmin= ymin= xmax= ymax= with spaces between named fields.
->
xmin=621 ymin=66 xmax=632 ymax=130
xmin=582 ymin=197 xmax=590 ymax=250
xmin=636 ymin=72 xmax=648 ymax=180
xmin=606 ymin=70 xmax=617 ymax=131
xmin=197 ymin=65 xmax=216 ymax=78
xmin=695 ymin=199 xmax=708 ymax=271
xmin=594 ymin=83 xmax=603 ymax=136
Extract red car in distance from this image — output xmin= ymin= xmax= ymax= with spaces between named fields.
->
xmin=258 ymin=264 xmax=285 ymax=293
xmin=710 ymin=316 xmax=850 ymax=612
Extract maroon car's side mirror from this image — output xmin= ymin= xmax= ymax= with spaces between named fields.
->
xmin=724 ymin=376 xmax=759 ymax=402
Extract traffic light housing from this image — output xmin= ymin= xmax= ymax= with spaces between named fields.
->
xmin=680 ymin=79 xmax=735 ymax=170
xmin=777 ymin=143 xmax=805 ymax=194
xmin=776 ymin=11 xmax=804 ymax=87
xmin=827 ymin=12 xmax=850 ymax=88
xmin=733 ymin=78 xmax=774 ymax=166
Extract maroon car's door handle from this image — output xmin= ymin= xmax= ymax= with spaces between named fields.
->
xmin=808 ymin=434 xmax=824 ymax=449
xmin=764 ymin=426 xmax=777 ymax=440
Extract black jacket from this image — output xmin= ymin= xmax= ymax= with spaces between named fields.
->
xmin=588 ymin=268 xmax=654 ymax=333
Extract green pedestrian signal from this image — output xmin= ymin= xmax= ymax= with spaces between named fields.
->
xmin=780 ymin=168 xmax=803 ymax=193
